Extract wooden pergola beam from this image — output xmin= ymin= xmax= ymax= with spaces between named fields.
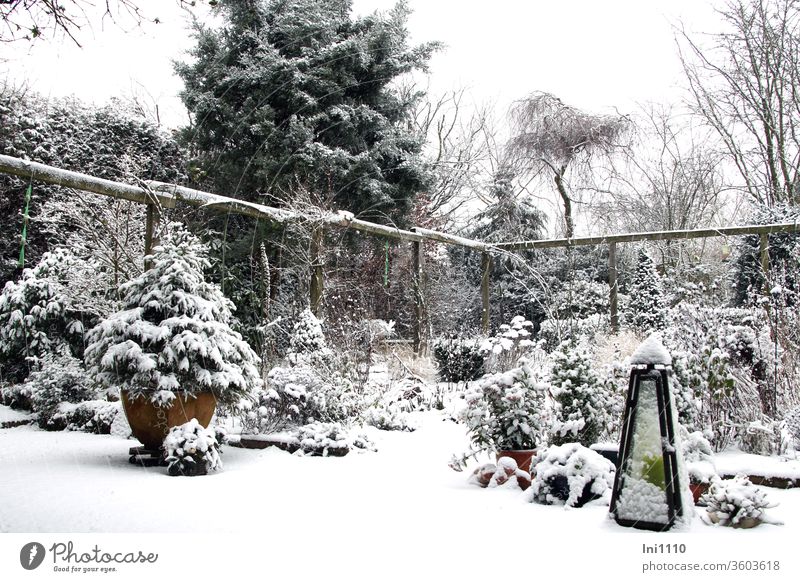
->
xmin=497 ymin=222 xmax=800 ymax=250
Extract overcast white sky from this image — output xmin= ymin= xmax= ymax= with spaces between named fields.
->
xmin=1 ymin=0 xmax=722 ymax=128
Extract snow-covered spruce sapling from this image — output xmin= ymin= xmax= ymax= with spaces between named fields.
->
xmin=84 ymin=224 xmax=263 ymax=410
xmin=627 ymin=249 xmax=667 ymax=334
xmin=164 ymin=419 xmax=222 ymax=476
xmin=549 ymin=341 xmax=610 ymax=447
xmin=529 ymin=443 xmax=615 ymax=508
xmin=287 ymin=308 xmax=332 ymax=366
xmin=451 ymin=363 xmax=548 ymax=470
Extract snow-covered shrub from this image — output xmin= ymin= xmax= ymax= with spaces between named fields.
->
xmin=452 ymin=363 xmax=548 ymax=470
xmin=50 ymin=401 xmax=120 ymax=434
xmin=669 ymin=351 xmax=703 ymax=433
xmin=381 ymin=375 xmax=436 ymax=412
xmin=362 ymin=406 xmax=417 ymax=432
xmin=286 ymin=422 xmax=376 ymax=456
xmin=164 ymin=419 xmax=222 ymax=476
xmin=84 ymin=224 xmax=263 ymax=410
xmin=681 ymin=430 xmax=717 ymax=485
xmin=549 ymin=342 xmax=611 ymax=447
xmin=432 ymin=336 xmax=485 ymax=383
xmin=243 ymin=364 xmax=362 ymax=433
xmin=287 ymin=308 xmax=332 ymax=366
xmin=784 ymin=405 xmax=800 ymax=450
xmin=0 ymin=249 xmax=91 ymax=381
xmin=479 ymin=315 xmax=534 ymax=372
xmin=627 ymin=249 xmax=667 ymax=333
xmin=538 ymin=314 xmax=608 ymax=351
xmin=22 ymin=351 xmax=101 ymax=430
xmin=738 ymin=418 xmax=784 ymax=456
xmin=731 ymin=203 xmax=800 ymax=306
xmin=553 ymin=279 xmax=610 ymax=320
xmin=529 ymin=443 xmax=615 ymax=507
xmin=701 ymin=476 xmax=777 ymax=527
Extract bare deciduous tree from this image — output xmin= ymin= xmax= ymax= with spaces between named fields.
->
xmin=679 ymin=0 xmax=800 ymax=206
xmin=596 ymin=105 xmax=726 ymax=236
xmin=404 ymin=85 xmax=497 ymax=228
xmin=0 ymin=0 xmax=208 ymax=46
xmin=507 ymin=91 xmax=629 ymax=238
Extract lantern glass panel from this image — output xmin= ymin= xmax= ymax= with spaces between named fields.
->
xmin=614 ymin=376 xmax=669 ymax=525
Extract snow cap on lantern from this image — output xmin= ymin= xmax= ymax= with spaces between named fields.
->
xmin=629 ymin=332 xmax=672 ymax=366
xmin=610 ymin=332 xmax=691 ymax=530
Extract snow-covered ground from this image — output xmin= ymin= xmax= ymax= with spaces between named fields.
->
xmin=2 ymin=408 xmax=800 ymax=580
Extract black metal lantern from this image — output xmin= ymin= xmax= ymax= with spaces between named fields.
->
xmin=610 ymin=339 xmax=686 ymax=531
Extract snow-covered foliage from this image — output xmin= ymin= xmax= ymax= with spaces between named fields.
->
xmin=362 ymin=406 xmax=417 ymax=432
xmin=732 ymin=204 xmax=800 ymax=305
xmin=453 ymin=363 xmax=549 ymax=469
xmin=784 ymin=405 xmax=800 ymax=450
xmin=432 ymin=336 xmax=485 ymax=383
xmin=701 ymin=476 xmax=777 ymax=527
xmin=627 ymin=249 xmax=667 ymax=333
xmin=176 ymin=0 xmax=434 ymax=222
xmin=243 ymin=364 xmax=362 ymax=433
xmin=530 ymin=443 xmax=615 ymax=507
xmin=0 ymin=90 xmax=186 ymax=284
xmin=164 ymin=419 xmax=222 ymax=477
xmin=379 ymin=375 xmax=436 ymax=413
xmin=479 ymin=316 xmax=535 ymax=372
xmin=84 ymin=224 xmax=263 ymax=409
xmin=539 ymin=280 xmax=612 ymax=347
xmin=22 ymin=350 xmax=101 ymax=429
xmin=275 ymin=422 xmax=376 ymax=457
xmin=662 ymin=302 xmax=788 ymax=452
xmin=287 ymin=309 xmax=332 ymax=366
xmin=50 ymin=400 xmax=121 ymax=434
xmin=681 ymin=429 xmax=717 ymax=485
xmin=0 ymin=248 xmax=93 ymax=381
xmin=549 ymin=342 xmax=612 ymax=447
xmin=538 ymin=313 xmax=608 ymax=351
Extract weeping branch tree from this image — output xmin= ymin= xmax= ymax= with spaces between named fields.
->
xmin=679 ymin=0 xmax=800 ymax=207
xmin=507 ymin=91 xmax=629 ymax=238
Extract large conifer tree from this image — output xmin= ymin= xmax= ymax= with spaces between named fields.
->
xmin=176 ymin=0 xmax=437 ymax=224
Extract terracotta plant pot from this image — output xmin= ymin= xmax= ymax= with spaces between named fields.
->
xmin=689 ymin=481 xmax=710 ymax=505
xmin=707 ymin=510 xmax=761 ymax=529
xmin=496 ymin=449 xmax=536 ymax=474
xmin=496 ymin=449 xmax=536 ymax=490
xmin=121 ymin=390 xmax=217 ymax=450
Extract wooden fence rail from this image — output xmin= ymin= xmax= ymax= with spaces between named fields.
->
xmin=2 ymin=153 xmax=799 ymax=347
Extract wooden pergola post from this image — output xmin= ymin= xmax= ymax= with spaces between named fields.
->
xmin=481 ymin=251 xmax=491 ymax=334
xmin=759 ymin=233 xmax=770 ymax=293
xmin=608 ymin=242 xmax=619 ymax=332
xmin=144 ymin=202 xmax=160 ymax=271
xmin=411 ymin=240 xmax=425 ymax=355
xmin=310 ymin=225 xmax=324 ymax=316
